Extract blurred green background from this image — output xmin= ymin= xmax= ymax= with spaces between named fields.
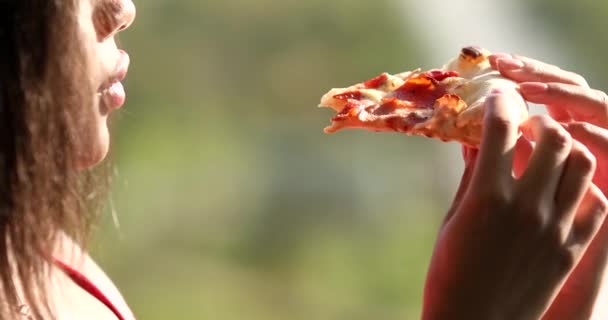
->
xmin=90 ymin=0 xmax=608 ymax=319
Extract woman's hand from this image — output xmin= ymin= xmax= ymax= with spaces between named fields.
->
xmin=490 ymin=53 xmax=608 ymax=192
xmin=422 ymin=90 xmax=608 ymax=320
xmin=490 ymin=53 xmax=608 ymax=319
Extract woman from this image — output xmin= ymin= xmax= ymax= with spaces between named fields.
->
xmin=0 ymin=1 xmax=606 ymax=320
xmin=0 ymin=0 xmax=136 ymax=319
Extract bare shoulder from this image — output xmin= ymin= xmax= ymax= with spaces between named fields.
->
xmin=49 ymin=233 xmax=136 ymax=320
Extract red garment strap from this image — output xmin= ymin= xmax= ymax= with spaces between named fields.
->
xmin=53 ymin=258 xmax=127 ymax=320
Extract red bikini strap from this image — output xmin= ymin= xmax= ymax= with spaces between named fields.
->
xmin=53 ymin=258 xmax=127 ymax=320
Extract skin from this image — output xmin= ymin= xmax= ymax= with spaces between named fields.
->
xmin=78 ymin=0 xmax=135 ymax=168
xmin=40 ymin=0 xmax=137 ymax=319
xmin=422 ymin=90 xmax=608 ymax=320
xmin=57 ymin=2 xmax=608 ymax=318
xmin=489 ymin=52 xmax=608 ymax=320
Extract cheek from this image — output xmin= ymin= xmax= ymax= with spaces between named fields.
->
xmin=75 ymin=98 xmax=111 ymax=169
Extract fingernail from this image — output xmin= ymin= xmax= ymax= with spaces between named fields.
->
xmin=519 ymin=82 xmax=548 ymax=95
xmin=497 ymin=57 xmax=525 ymax=70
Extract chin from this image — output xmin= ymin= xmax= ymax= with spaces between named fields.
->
xmin=76 ymin=121 xmax=110 ymax=169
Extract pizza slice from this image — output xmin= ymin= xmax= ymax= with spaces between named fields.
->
xmin=319 ymin=46 xmax=528 ymax=147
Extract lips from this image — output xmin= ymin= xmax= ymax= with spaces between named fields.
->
xmin=98 ymin=50 xmax=130 ymax=109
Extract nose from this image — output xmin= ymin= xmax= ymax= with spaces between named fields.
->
xmin=95 ymin=0 xmax=137 ymax=40
xmin=116 ymin=0 xmax=136 ymax=32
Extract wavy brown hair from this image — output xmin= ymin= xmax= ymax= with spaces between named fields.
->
xmin=0 ymin=0 xmax=107 ymax=318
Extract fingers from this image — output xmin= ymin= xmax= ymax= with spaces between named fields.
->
xmin=444 ymin=148 xmax=478 ymax=224
xmin=519 ymin=82 xmax=608 ymax=128
xmin=489 ymin=53 xmax=589 ymax=87
xmin=563 ymin=121 xmax=608 ymax=192
xmin=489 ymin=53 xmax=608 ymax=129
xmin=568 ymin=183 xmax=608 ymax=247
xmin=564 ymin=121 xmax=608 ymax=154
xmin=513 ymin=136 xmax=533 ymax=179
xmin=471 ymin=91 xmax=519 ymax=193
xmin=519 ymin=83 xmax=571 ymax=122
xmin=554 ymin=140 xmax=596 ymax=231
xmin=517 ymin=115 xmax=572 ymax=207
xmin=463 ymin=146 xmax=479 ymax=166
xmin=510 ymin=122 xmax=597 ymax=231
xmin=461 ymin=145 xmax=477 ymax=164
xmin=515 ymin=117 xmax=599 ymax=248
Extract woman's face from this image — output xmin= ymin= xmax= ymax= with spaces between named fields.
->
xmin=78 ymin=0 xmax=135 ymax=167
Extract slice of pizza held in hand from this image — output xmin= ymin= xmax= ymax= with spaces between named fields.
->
xmin=319 ymin=46 xmax=528 ymax=147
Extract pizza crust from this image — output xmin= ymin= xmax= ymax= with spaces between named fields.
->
xmin=319 ymin=46 xmax=528 ymax=147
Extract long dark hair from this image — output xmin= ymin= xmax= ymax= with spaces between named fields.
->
xmin=0 ymin=0 xmax=106 ymax=318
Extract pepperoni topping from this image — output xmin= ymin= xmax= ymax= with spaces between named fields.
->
xmin=331 ymin=101 xmax=361 ymax=121
xmin=333 ymin=91 xmax=363 ymax=101
xmin=375 ymin=97 xmax=415 ymax=115
xmin=385 ymin=113 xmax=429 ymax=132
xmin=391 ymin=75 xmax=448 ymax=109
xmin=325 ymin=70 xmax=456 ymax=135
xmin=406 ymin=112 xmax=429 ymax=124
xmin=363 ymin=73 xmax=389 ymax=89
xmin=426 ymin=70 xmax=459 ymax=82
